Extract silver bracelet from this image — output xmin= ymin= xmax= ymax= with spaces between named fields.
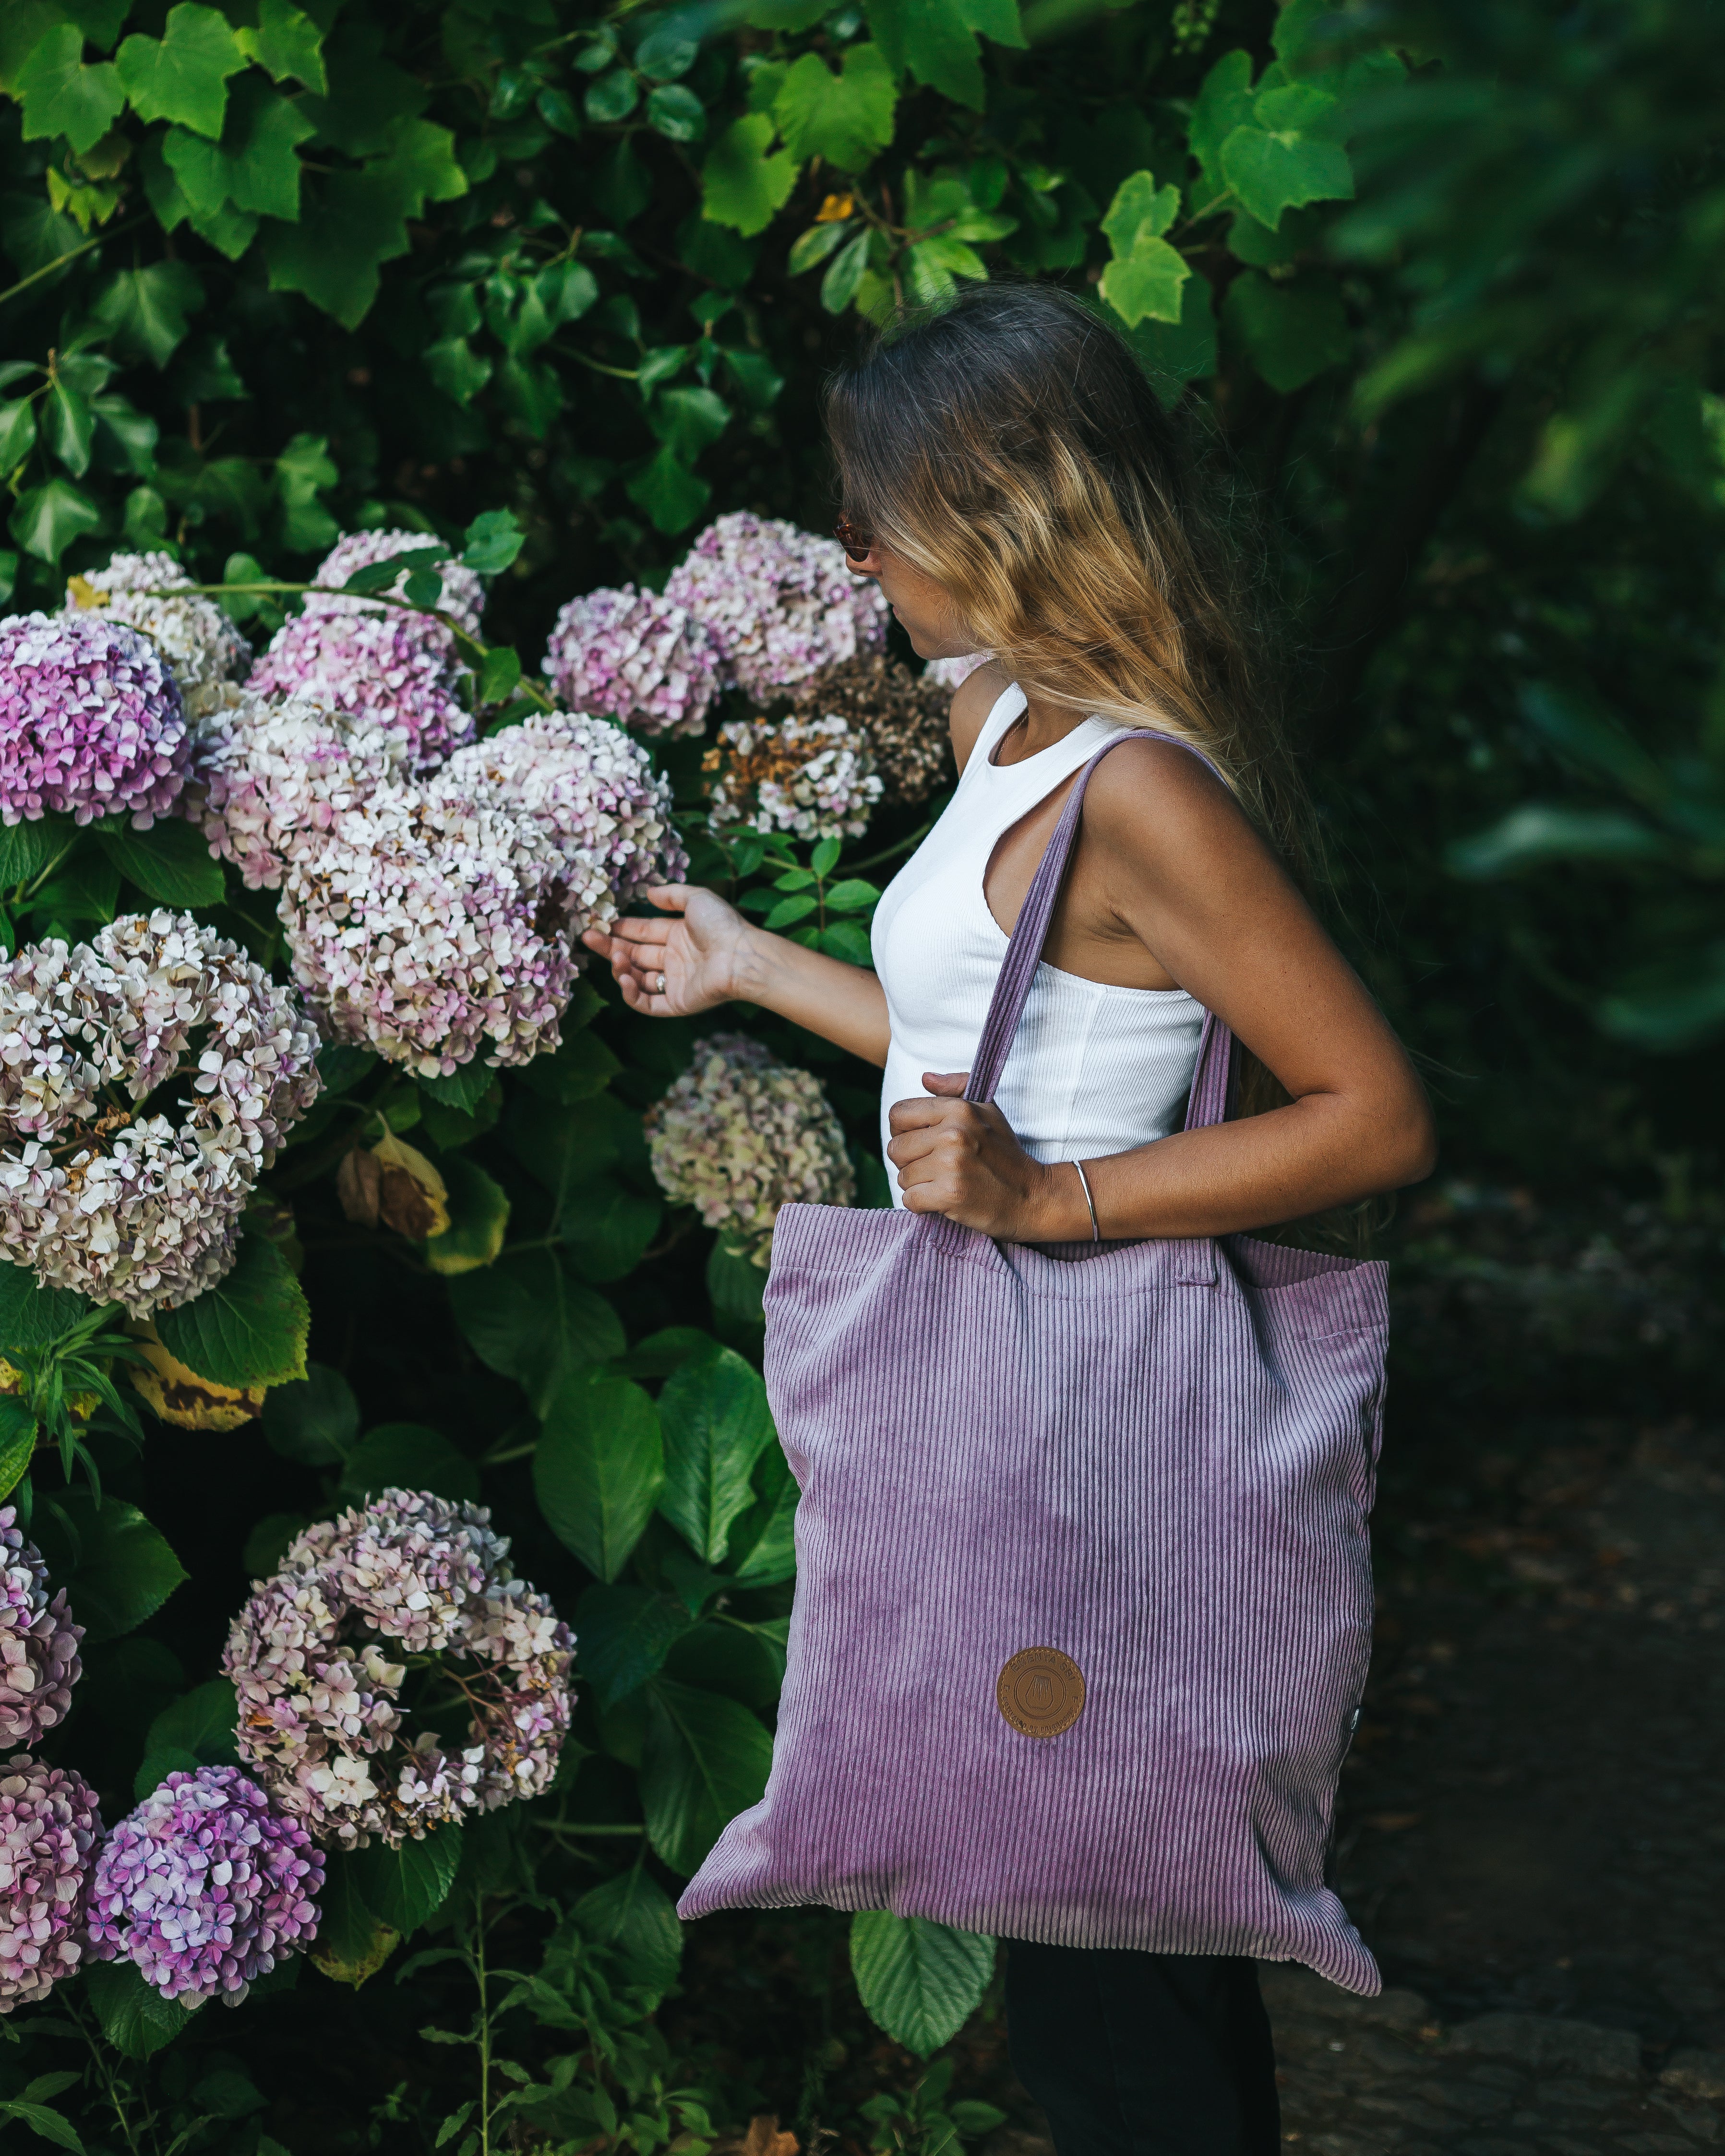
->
xmin=1071 ymin=1159 xmax=1100 ymax=1243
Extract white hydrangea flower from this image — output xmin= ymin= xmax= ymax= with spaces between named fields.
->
xmin=645 ymin=1031 xmax=855 ymax=1265
xmin=66 ymin=551 xmax=251 ymax=716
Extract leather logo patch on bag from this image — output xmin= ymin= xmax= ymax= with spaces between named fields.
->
xmin=996 ymin=1647 xmax=1086 ymax=1739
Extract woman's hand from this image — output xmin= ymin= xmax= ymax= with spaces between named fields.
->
xmin=581 ymin=886 xmax=754 ymax=1016
xmin=887 ymin=1073 xmax=1088 ymax=1241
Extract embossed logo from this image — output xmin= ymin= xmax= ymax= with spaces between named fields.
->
xmin=996 ymin=1647 xmax=1086 ymax=1739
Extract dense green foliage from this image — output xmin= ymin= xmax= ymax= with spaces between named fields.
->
xmin=0 ymin=0 xmax=1721 ymax=2150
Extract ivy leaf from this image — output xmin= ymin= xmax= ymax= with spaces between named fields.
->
xmin=1219 ymin=123 xmax=1353 ymax=231
xmin=657 ymin=1346 xmax=775 ymax=1566
xmin=1189 ymin=48 xmax=1256 ymax=185
xmin=424 ymin=337 xmax=491 ymax=406
xmin=154 ymin=1232 xmax=310 ymax=1390
xmin=865 ymin=0 xmax=1024 ymax=111
xmin=115 ymin=3 xmax=247 ymax=140
xmin=640 ymin=1678 xmax=772 ymax=1875
xmin=626 ymin=447 xmax=711 ymax=536
xmin=234 ymin=0 xmax=327 ymax=95
xmin=1101 ymin=170 xmax=1181 ymax=255
xmin=36 ymin=1493 xmax=187 ymax=1645
xmin=535 ymin=1372 xmax=664 ymax=1582
xmin=43 ymin=379 xmax=94 ymax=477
xmin=15 ymin=24 xmax=125 ymax=155
xmin=774 ymin=44 xmax=897 ymax=172
xmin=849 ymin=1912 xmax=995 ymax=2057
xmin=90 ymin=262 xmax=204 ymax=368
xmin=84 ymin=1960 xmax=194 ymax=2060
xmin=9 ymin=480 xmax=102 ymax=565
xmin=162 ymin=79 xmax=317 ymax=223
xmin=0 ymin=400 xmax=37 ymax=471
xmin=701 ymin=113 xmax=798 ymax=238
xmin=262 ymin=123 xmax=465 ymax=330
xmin=1222 ymin=269 xmax=1350 ymax=392
xmin=459 ymin=507 xmax=525 ymax=574
xmin=1118 ymin=271 xmax=1218 ymax=408
xmin=91 ymin=816 xmax=225 ymax=906
xmin=1099 ymin=235 xmax=1189 ymax=329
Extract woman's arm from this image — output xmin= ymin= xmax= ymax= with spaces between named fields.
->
xmin=580 ymin=886 xmax=891 ymax=1065
xmin=887 ymin=739 xmax=1437 ymax=1239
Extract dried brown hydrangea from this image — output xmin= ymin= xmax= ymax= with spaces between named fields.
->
xmin=789 ymin=655 xmax=955 ymax=806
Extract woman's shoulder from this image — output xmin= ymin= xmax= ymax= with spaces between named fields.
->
xmin=948 ymin=660 xmax=1013 ymax=773
xmin=1080 ymin=730 xmax=1252 ymax=865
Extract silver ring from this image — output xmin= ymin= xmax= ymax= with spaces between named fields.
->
xmin=655 ymin=971 xmax=667 ymax=996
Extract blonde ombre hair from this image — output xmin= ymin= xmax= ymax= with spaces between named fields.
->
xmin=824 ymin=281 xmax=1308 ymax=869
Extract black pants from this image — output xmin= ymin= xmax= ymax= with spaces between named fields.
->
xmin=1004 ymin=1942 xmax=1281 ymax=2156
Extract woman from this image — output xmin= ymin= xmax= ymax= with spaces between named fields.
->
xmin=585 ymin=285 xmax=1435 ymax=2156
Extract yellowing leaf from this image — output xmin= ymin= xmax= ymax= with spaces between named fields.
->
xmin=126 ymin=1323 xmax=266 ymax=1432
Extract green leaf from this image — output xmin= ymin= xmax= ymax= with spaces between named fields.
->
xmin=115 ymin=2 xmax=247 ymax=138
xmin=562 ymin=1176 xmax=660 ymax=1286
xmin=702 ymin=112 xmax=798 ymax=238
xmin=1101 ymin=170 xmax=1180 ymax=255
xmin=261 ymin=1362 xmax=358 ymax=1465
xmin=162 ymin=78 xmax=317 ymax=223
xmin=576 ymin=1583 xmax=692 ymax=1709
xmin=640 ymin=1678 xmax=772 ymax=1875
xmin=242 ymin=1512 xmax=307 ymax=1579
xmin=309 ymin=1856 xmax=399 ymax=1988
xmin=572 ymin=1869 xmax=684 ymax=2003
xmin=0 ymin=2097 xmax=85 ymax=2153
xmin=84 ymin=1959 xmax=194 ymax=2061
xmin=145 ymin=1677 xmax=239 ymax=1766
xmin=774 ymin=44 xmax=896 ymax=171
xmin=10 ymin=480 xmax=101 ymax=565
xmin=0 ymin=1399 xmax=37 ymax=1505
xmin=1222 ymin=269 xmax=1350 ymax=392
xmin=90 ymin=815 xmax=225 ymax=907
xmin=664 ymin=1614 xmax=786 ymax=1710
xmin=849 ymin=1912 xmax=995 ymax=2057
xmin=15 ymin=25 xmax=124 ymax=155
xmin=626 ymin=447 xmax=711 ymax=537
xmin=534 ymin=1372 xmax=663 ymax=1583
xmin=1189 ymin=48 xmax=1256 ymax=184
xmin=461 ymin=507 xmax=525 ymax=574
xmin=449 ymin=1250 xmax=625 ymax=1417
xmin=90 ymin=262 xmax=205 ymax=368
xmin=727 ymin=1441 xmax=799 ymax=1586
xmin=585 ymin=68 xmax=638 ymax=124
xmin=418 ymin=1059 xmax=499 ymax=1115
xmin=424 ymin=337 xmax=491 ymax=406
xmin=706 ymin=1242 xmax=766 ymax=1322
xmin=647 ymin=83 xmax=705 ymax=143
xmin=154 ymin=1232 xmax=310 ymax=1390
xmin=657 ymin=1346 xmax=774 ymax=1566
xmin=0 ymin=400 xmax=37 ymax=472
xmin=0 ymin=1262 xmax=90 ymax=1353
xmin=788 ymin=220 xmax=852 ymax=275
xmin=352 ymin=1830 xmax=461 ymax=1935
xmin=1219 ymin=123 xmax=1353 ymax=231
xmin=339 ymin=1422 xmax=480 ymax=1507
xmin=866 ymin=0 xmax=1022 ymax=109
xmin=234 ymin=0 xmax=326 ymax=94
xmin=423 ymin=1156 xmax=509 ymax=1277
xmin=36 ymin=1493 xmax=187 ymax=1644
xmin=1118 ymin=272 xmax=1218 ymax=406
xmin=821 ymin=231 xmax=870 ymax=314
xmin=1100 ymin=234 xmax=1190 ymax=330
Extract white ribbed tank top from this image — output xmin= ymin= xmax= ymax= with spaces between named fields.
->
xmin=870 ymin=684 xmax=1205 ymax=1203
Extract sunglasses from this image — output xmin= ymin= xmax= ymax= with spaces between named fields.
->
xmin=833 ymin=514 xmax=874 ymax=562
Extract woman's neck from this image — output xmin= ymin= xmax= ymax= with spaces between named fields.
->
xmin=993 ymin=679 xmax=1090 ymax=766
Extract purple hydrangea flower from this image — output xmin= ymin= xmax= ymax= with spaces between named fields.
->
xmin=0 ymin=1756 xmax=102 ymax=2013
xmin=224 ymin=1489 xmax=573 ymax=1848
xmin=542 ymin=584 xmax=721 ymax=738
xmin=664 ymin=511 xmax=888 ymax=697
xmin=0 ymin=612 xmax=190 ymax=828
xmin=305 ymin=529 xmax=486 ymax=638
xmin=0 ymin=1506 xmax=81 ymax=1748
xmin=65 ymin=552 xmax=252 ymax=716
xmin=91 ymin=1764 xmax=323 ymax=2005
xmin=0 ymin=911 xmax=323 ymax=1314
xmin=246 ymin=609 xmax=475 ymax=772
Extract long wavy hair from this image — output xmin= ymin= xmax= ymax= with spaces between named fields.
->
xmin=826 ymin=284 xmax=1384 ymax=1245
xmin=822 ymin=280 xmax=1309 ymax=872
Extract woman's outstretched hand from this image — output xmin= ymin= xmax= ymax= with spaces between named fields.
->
xmin=887 ymin=1073 xmax=1086 ymax=1241
xmin=581 ymin=886 xmax=753 ymax=1016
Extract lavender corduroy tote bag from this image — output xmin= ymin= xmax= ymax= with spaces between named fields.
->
xmin=679 ymin=731 xmax=1387 ymax=1994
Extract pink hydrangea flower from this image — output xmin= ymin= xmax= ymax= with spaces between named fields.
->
xmin=65 ymin=551 xmax=251 ymax=715
xmin=0 ymin=612 xmax=189 ymax=828
xmin=542 ymin=584 xmax=720 ymax=737
xmin=304 ymin=528 xmax=486 ymax=638
xmin=0 ymin=1506 xmax=81 ymax=1748
xmin=91 ymin=1765 xmax=323 ymax=2005
xmin=246 ymin=610 xmax=474 ymax=771
xmin=665 ymin=511 xmax=888 ymax=696
xmin=0 ymin=1757 xmax=102 ymax=2012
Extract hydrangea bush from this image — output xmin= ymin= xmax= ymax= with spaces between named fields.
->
xmin=665 ymin=512 xmax=888 ymax=697
xmin=247 ymin=608 xmax=475 ymax=771
xmin=646 ymin=1032 xmax=856 ymax=1265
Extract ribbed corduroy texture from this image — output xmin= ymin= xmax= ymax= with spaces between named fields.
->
xmin=678 ymin=734 xmax=1388 ymax=1994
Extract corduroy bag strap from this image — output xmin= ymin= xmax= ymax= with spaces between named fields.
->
xmin=961 ymin=727 xmax=1234 ymax=1133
